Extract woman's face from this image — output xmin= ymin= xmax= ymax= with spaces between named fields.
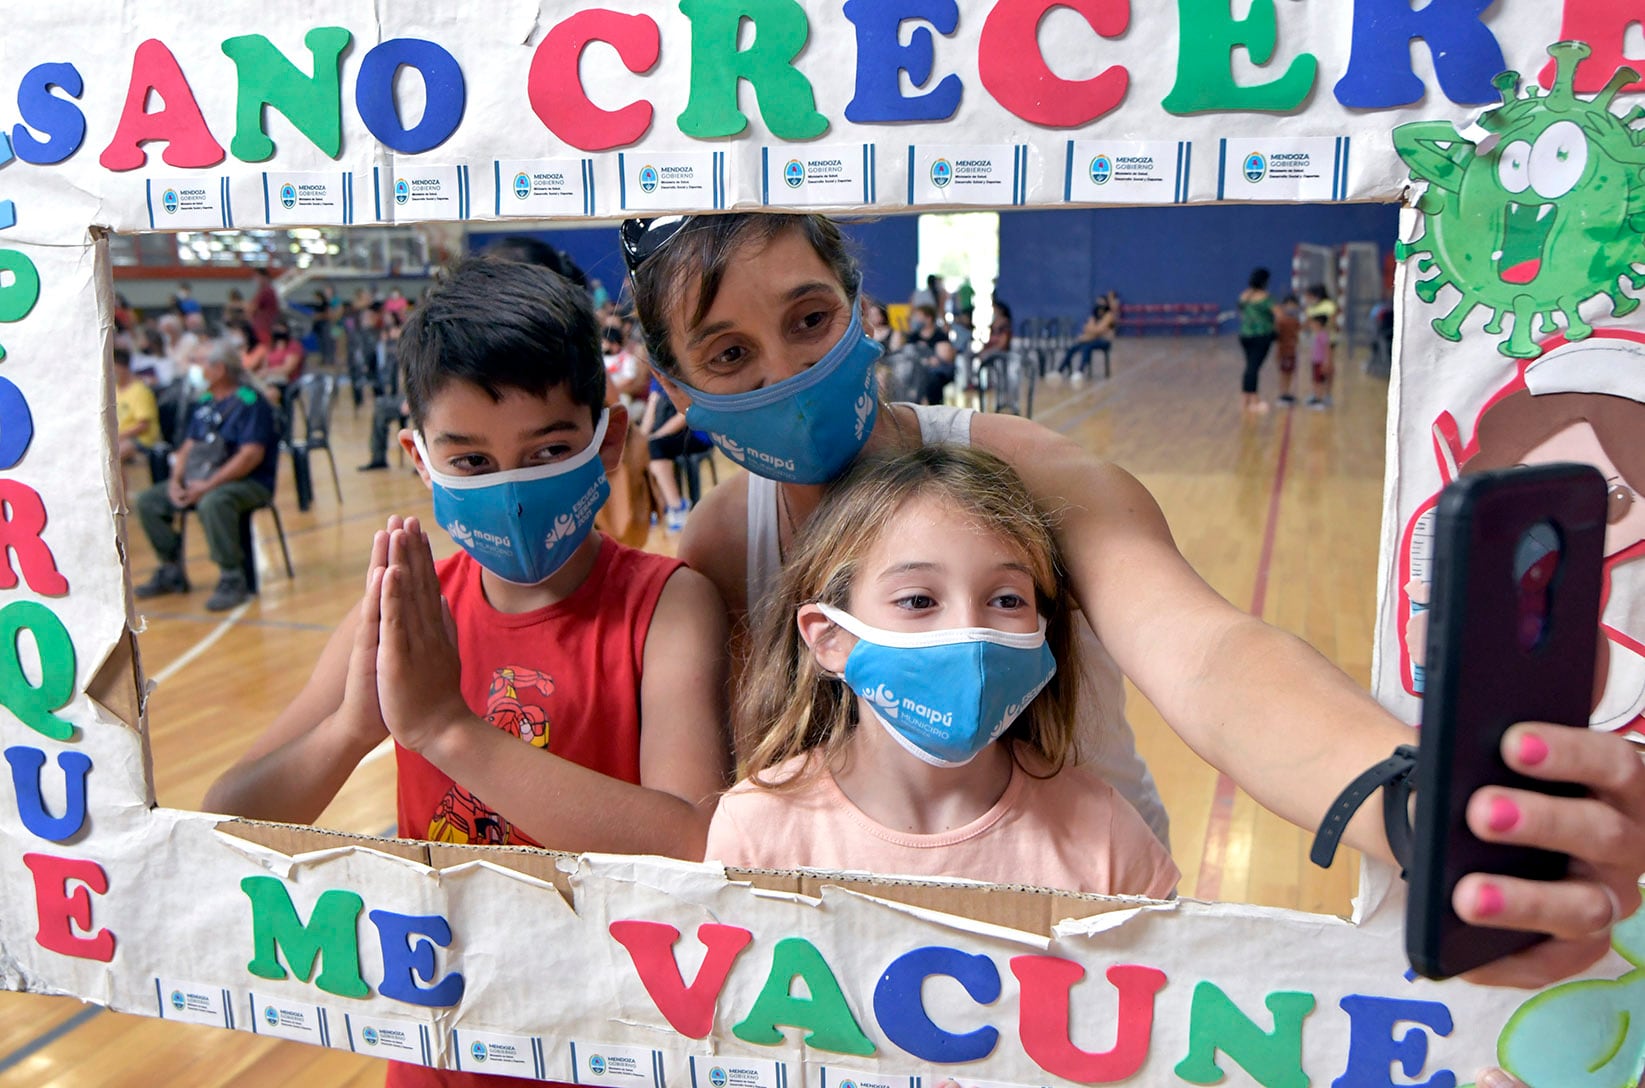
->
xmin=663 ymin=228 xmax=852 ymax=397
xmin=1519 ymin=420 xmax=1645 ymax=556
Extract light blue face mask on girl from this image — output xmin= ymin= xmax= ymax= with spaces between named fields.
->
xmin=675 ymin=301 xmax=882 ymax=485
xmin=414 ymin=409 xmax=612 ymax=586
xmin=817 ymin=603 xmax=1058 ymax=768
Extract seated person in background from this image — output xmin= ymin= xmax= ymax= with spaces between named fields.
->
xmin=983 ymin=300 xmax=1013 ymax=355
xmin=639 ymin=378 xmax=713 ymax=533
xmin=863 ymin=299 xmax=893 ymax=350
xmin=133 ymin=340 xmax=278 ymax=611
xmin=263 ymin=322 xmax=306 ymax=387
xmin=204 ymin=257 xmax=729 ymax=931
xmin=891 ymin=303 xmax=957 ymax=405
xmin=1061 ymin=290 xmax=1118 ymax=379
xmin=113 ymin=346 xmax=161 ymax=464
xmin=709 ymin=445 xmax=1179 ymax=898
xmin=359 ymin=350 xmax=408 ymax=473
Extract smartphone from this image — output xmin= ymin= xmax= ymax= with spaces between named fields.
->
xmin=1406 ymin=462 xmax=1607 ymax=980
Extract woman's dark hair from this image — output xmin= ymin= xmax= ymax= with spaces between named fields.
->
xmin=631 ymin=214 xmax=862 ymax=374
xmin=1248 ymin=268 xmax=1271 ymax=290
xmin=399 ymin=255 xmax=603 ymax=428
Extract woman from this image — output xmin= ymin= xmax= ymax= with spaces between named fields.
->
xmin=623 ymin=212 xmax=1644 ymax=990
xmin=1238 ymin=269 xmax=1276 ymax=412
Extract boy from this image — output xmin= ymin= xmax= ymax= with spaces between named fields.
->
xmin=205 ymin=261 xmax=730 ymax=1061
xmin=1272 ymin=295 xmax=1301 ymax=407
xmin=1307 ymin=311 xmax=1334 ymax=409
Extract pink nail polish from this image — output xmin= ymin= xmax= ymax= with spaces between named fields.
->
xmin=1476 ymin=884 xmax=1506 ymax=918
xmin=1488 ymin=797 xmax=1520 ymax=833
xmin=1518 ymin=734 xmax=1549 ymax=766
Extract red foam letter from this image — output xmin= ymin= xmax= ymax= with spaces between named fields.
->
xmin=977 ymin=0 xmax=1129 ymax=127
xmin=99 ymin=39 xmax=225 ymax=171
xmin=528 ymin=10 xmax=660 ymax=152
xmin=0 ymin=480 xmax=68 ymax=596
xmin=1539 ymin=2 xmax=1645 ymax=93
xmin=22 ymin=853 xmax=116 ymax=962
xmin=610 ymin=920 xmax=753 ymax=1038
xmin=1010 ymin=958 xmax=1165 ymax=1083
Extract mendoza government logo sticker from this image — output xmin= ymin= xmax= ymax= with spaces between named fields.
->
xmin=263 ymin=1005 xmax=279 ymax=1027
xmin=930 ymin=158 xmax=953 ymax=188
xmin=784 ymin=159 xmax=805 ymax=188
xmin=639 ymin=165 xmax=659 ymax=193
xmin=590 ymin=1055 xmax=608 ymax=1074
xmin=170 ymin=990 xmax=185 ymax=1010
xmin=362 ymin=1026 xmax=380 ymax=1046
xmin=710 ymin=1068 xmax=729 ymax=1088
xmin=1243 ymin=152 xmax=1267 ymax=183
xmin=280 ymin=183 xmax=297 ymax=209
xmin=513 ymin=172 xmax=531 ymax=199
xmin=472 ymin=1041 xmax=490 ymax=1063
xmin=161 ymin=188 xmax=179 ymax=214
xmin=1090 ymin=155 xmax=1113 ymax=185
xmin=394 ymin=177 xmax=410 ymax=204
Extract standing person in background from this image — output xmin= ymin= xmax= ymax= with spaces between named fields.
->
xmin=955 ymin=276 xmax=975 ymax=318
xmin=1306 ymin=313 xmax=1334 ymax=410
xmin=1273 ymin=295 xmax=1302 ymax=407
xmin=174 ymin=282 xmax=201 ymax=317
xmin=251 ymin=266 xmax=281 ymax=348
xmin=313 ymin=286 xmax=337 ymax=370
xmin=223 ymin=288 xmax=247 ymax=330
xmin=1237 ymin=269 xmax=1275 ymax=413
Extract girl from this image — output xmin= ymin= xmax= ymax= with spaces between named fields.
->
xmin=623 ymin=211 xmax=1645 ymax=988
xmin=709 ymin=445 xmax=1178 ymax=897
xmin=1237 ymin=268 xmax=1275 ymax=412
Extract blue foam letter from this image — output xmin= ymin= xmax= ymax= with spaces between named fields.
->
xmin=873 ymin=946 xmax=1001 ymax=1063
xmin=843 ymin=0 xmax=963 ymax=123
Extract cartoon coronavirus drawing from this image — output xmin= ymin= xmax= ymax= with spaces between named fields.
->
xmin=1394 ymin=41 xmax=1645 ymax=359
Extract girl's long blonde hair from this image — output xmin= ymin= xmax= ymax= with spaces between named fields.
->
xmin=736 ymin=444 xmax=1082 ymax=786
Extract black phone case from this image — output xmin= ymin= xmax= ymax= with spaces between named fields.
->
xmin=1406 ymin=463 xmax=1606 ymax=980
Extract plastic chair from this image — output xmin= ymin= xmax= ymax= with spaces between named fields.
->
xmin=673 ymin=444 xmax=719 ymax=505
xmin=288 ymin=373 xmax=342 ymax=505
xmin=177 ymin=498 xmax=294 ymax=593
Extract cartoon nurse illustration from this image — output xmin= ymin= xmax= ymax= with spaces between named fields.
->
xmin=1401 ymin=331 xmax=1645 ymax=737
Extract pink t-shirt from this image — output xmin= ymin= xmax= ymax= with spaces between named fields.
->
xmin=706 ymin=748 xmax=1179 ymax=899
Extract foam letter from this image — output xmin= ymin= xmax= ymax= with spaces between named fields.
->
xmin=1175 ymin=981 xmax=1314 ymax=1087
xmin=1539 ymin=2 xmax=1645 ymax=93
xmin=1011 ymin=958 xmax=1166 ymax=1082
xmin=240 ymin=876 xmax=369 ymax=998
xmin=1161 ymin=0 xmax=1317 ymax=114
xmin=99 ymin=39 xmax=225 ymax=171
xmin=12 ymin=63 xmax=87 ymax=165
xmin=0 ymin=602 xmax=76 ymax=742
xmin=220 ymin=28 xmax=350 ymax=162
xmin=5 ymin=747 xmax=91 ymax=841
xmin=1333 ymin=995 xmax=1456 ymax=1088
xmin=676 ymin=0 xmax=828 ymax=140
xmin=1333 ymin=0 xmax=1503 ymax=108
xmin=0 ymin=481 xmax=69 ymax=595
xmin=842 ymin=0 xmax=963 ymax=123
xmin=977 ymin=0 xmax=1129 ymax=127
xmin=873 ymin=946 xmax=1001 ymax=1063
xmin=732 ymin=937 xmax=876 ymax=1056
xmin=368 ymin=909 xmax=464 ymax=1007
xmin=609 ymin=920 xmax=753 ymax=1038
xmin=22 ymin=853 xmax=115 ymax=961
xmin=356 ymin=38 xmax=466 ymax=155
xmin=0 ymin=249 xmax=42 ymax=342
xmin=0 ymin=376 xmax=33 ymax=462
xmin=529 ymin=10 xmax=659 ymax=151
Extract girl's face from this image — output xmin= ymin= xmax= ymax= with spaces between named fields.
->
xmin=801 ymin=495 xmax=1042 ymax=670
xmin=663 ymin=228 xmax=852 ymax=397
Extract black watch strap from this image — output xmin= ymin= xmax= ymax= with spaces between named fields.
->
xmin=1310 ymin=744 xmax=1420 ymax=876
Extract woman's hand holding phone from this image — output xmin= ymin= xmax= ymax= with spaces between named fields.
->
xmin=1453 ymin=721 xmax=1643 ymax=988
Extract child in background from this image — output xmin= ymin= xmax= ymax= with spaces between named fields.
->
xmin=1273 ymin=295 xmax=1301 ymax=407
xmin=1308 ymin=312 xmax=1334 ymax=409
xmin=707 ymin=445 xmax=1178 ymax=898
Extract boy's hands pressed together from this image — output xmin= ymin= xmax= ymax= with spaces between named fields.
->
xmin=334 ymin=520 xmax=396 ymax=751
xmin=378 ymin=516 xmax=470 ymax=755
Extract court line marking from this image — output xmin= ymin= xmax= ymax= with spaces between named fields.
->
xmin=150 ymin=601 xmax=253 ymax=687
xmin=1196 ymin=407 xmax=1295 ymax=901
xmin=0 ymin=1004 xmax=105 ymax=1075
xmin=138 ymin=611 xmax=332 ymax=634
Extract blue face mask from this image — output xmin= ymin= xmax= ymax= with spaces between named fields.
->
xmin=675 ymin=302 xmax=882 ymax=485
xmin=818 ymin=603 xmax=1057 ymax=768
xmin=415 ymin=409 xmax=612 ymax=586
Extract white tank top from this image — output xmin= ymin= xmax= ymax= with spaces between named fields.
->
xmin=742 ymin=404 xmax=1171 ymax=847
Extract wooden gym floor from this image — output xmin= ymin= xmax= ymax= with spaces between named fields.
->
xmin=0 ymin=337 xmax=1386 ymax=1085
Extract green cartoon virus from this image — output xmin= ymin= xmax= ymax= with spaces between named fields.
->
xmin=1393 ymin=41 xmax=1645 ymax=359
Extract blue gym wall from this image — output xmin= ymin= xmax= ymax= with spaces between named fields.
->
xmin=466 ymin=218 xmax=918 ymax=311
xmin=995 ymin=203 xmax=1402 ymax=320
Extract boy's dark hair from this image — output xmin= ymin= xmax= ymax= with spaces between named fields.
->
xmin=483 ymin=236 xmax=589 ymax=291
xmin=400 ymin=256 xmax=603 ymax=428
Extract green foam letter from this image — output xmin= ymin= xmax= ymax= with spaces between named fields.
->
xmin=1175 ymin=981 xmax=1314 ymax=1087
xmin=676 ymin=0 xmax=827 ymax=140
xmin=731 ymin=937 xmax=875 ymax=1055
xmin=241 ymin=876 xmax=368 ymax=998
xmin=220 ymin=27 xmax=351 ymax=161
xmin=1162 ymin=0 xmax=1316 ymax=114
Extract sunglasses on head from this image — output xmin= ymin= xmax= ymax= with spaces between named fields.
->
xmin=619 ymin=216 xmax=692 ymax=277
